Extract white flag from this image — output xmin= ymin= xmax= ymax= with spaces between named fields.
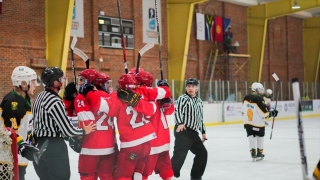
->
xmin=196 ymin=13 xmax=205 ymax=40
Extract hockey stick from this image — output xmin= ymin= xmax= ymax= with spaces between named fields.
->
xmin=269 ymin=72 xmax=280 ymax=139
xmin=33 ymin=139 xmax=49 ymax=165
xmin=154 ymin=0 xmax=163 ymax=79
xmin=70 ymin=35 xmax=78 ymax=84
xmin=136 ymin=42 xmax=155 ymax=74
xmin=73 ymin=47 xmax=89 ymax=69
xmin=292 ymin=78 xmax=309 ymax=180
xmin=116 ymin=0 xmax=128 ymax=74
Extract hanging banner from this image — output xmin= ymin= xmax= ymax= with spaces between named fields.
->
xmin=205 ymin=15 xmax=214 ymax=41
xmin=223 ymin=17 xmax=231 ymax=32
xmin=196 ymin=13 xmax=205 ymax=40
xmin=142 ymin=0 xmax=162 ymax=44
xmin=214 ymin=16 xmax=223 ymax=42
xmin=71 ymin=0 xmax=84 ymax=38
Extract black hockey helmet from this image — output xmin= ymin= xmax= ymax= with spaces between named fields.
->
xmin=186 ymin=78 xmax=199 ymax=86
xmin=41 ymin=67 xmax=65 ymax=87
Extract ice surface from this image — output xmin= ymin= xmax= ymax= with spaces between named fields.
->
xmin=26 ymin=118 xmax=320 ymax=180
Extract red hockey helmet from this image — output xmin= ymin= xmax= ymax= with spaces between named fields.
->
xmin=94 ymin=72 xmax=111 ymax=85
xmin=94 ymin=72 xmax=111 ymax=92
xmin=118 ymin=73 xmax=137 ymax=89
xmin=78 ymin=69 xmax=99 ymax=84
xmin=135 ymin=71 xmax=154 ymax=87
xmin=128 ymin=67 xmax=145 ymax=75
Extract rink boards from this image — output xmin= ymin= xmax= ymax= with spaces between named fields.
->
xmin=166 ymin=99 xmax=320 ymax=127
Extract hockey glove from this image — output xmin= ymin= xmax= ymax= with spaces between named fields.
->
xmin=157 ymin=80 xmax=169 ymax=87
xmin=68 ymin=136 xmax=83 ymax=153
xmin=64 ymin=82 xmax=77 ymax=101
xmin=269 ymin=109 xmax=278 ymax=117
xmin=26 ymin=131 xmax=34 ymax=144
xmin=18 ymin=142 xmax=39 ymax=161
xmin=79 ymin=83 xmax=94 ymax=96
xmin=117 ymin=88 xmax=141 ymax=107
xmin=158 ymin=98 xmax=173 ymax=110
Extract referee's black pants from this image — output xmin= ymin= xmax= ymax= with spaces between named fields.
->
xmin=33 ymin=137 xmax=71 ymax=180
xmin=171 ymin=125 xmax=208 ymax=179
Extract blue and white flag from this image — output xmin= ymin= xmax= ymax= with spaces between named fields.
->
xmin=223 ymin=17 xmax=231 ymax=32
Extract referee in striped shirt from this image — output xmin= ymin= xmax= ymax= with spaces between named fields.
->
xmin=171 ymin=78 xmax=208 ymax=180
xmin=32 ymin=67 xmax=96 ymax=180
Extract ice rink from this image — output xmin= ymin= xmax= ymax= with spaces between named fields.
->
xmin=26 ymin=118 xmax=319 ymax=180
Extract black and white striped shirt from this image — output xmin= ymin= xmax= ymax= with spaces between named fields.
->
xmin=32 ymin=89 xmax=84 ymax=138
xmin=174 ymin=93 xmax=206 ymax=134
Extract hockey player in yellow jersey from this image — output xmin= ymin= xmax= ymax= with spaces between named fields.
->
xmin=312 ymin=160 xmax=320 ymax=179
xmin=0 ymin=66 xmax=41 ymax=180
xmin=242 ymin=82 xmax=278 ymax=161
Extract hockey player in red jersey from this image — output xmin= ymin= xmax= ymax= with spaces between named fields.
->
xmin=133 ymin=70 xmax=175 ymax=180
xmin=79 ymin=73 xmax=157 ymax=180
xmin=62 ymin=82 xmax=78 ymax=117
xmin=129 ymin=67 xmax=171 ymax=101
xmin=73 ymin=69 xmax=116 ymax=180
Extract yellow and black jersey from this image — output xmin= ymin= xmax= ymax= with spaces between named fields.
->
xmin=243 ymin=94 xmax=269 ymax=127
xmin=262 ymin=94 xmax=272 ymax=107
xmin=314 ymin=160 xmax=320 ymax=180
xmin=0 ymin=90 xmax=33 ymax=165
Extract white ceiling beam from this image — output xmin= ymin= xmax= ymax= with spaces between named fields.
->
xmin=218 ymin=0 xmax=320 ymax=19
xmin=217 ymin=0 xmax=258 ymax=6
xmin=289 ymin=11 xmax=313 ymax=19
xmin=218 ymin=0 xmax=279 ymax=7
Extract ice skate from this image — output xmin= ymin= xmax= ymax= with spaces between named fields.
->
xmin=250 ymin=149 xmax=256 ymax=162
xmin=255 ymin=148 xmax=264 ymax=161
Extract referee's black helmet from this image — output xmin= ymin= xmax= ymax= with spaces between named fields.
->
xmin=41 ymin=67 xmax=65 ymax=87
xmin=186 ymin=78 xmax=199 ymax=86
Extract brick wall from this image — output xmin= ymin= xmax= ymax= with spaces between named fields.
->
xmin=188 ymin=1 xmax=304 ymax=97
xmin=0 ymin=0 xmax=46 ymax=100
xmin=0 ymin=0 xmax=305 ymax=101
xmin=263 ymin=16 xmax=303 ymax=100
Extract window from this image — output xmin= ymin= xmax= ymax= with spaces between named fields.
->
xmin=98 ymin=16 xmax=134 ymax=49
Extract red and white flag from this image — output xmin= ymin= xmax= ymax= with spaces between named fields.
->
xmin=0 ymin=0 xmax=3 ymax=15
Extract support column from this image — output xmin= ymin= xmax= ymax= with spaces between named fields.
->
xmin=167 ymin=0 xmax=207 ymax=95
xmin=45 ymin=0 xmax=74 ymax=72
xmin=247 ymin=16 xmax=267 ymax=83
xmin=167 ymin=3 xmax=192 ymax=95
xmin=303 ymin=17 xmax=320 ymax=82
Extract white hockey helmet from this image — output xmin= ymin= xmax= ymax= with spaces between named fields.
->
xmin=266 ymin=89 xmax=272 ymax=95
xmin=11 ymin=66 xmax=40 ymax=87
xmin=251 ymin=82 xmax=264 ymax=94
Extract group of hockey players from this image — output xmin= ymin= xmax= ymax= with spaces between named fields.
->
xmin=61 ymin=67 xmax=174 ymax=180
xmin=0 ymin=65 xmax=175 ymax=180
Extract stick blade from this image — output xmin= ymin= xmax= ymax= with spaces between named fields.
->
xmin=139 ymin=42 xmax=154 ymax=56
xmin=73 ymin=47 xmax=89 ymax=62
xmin=70 ymin=35 xmax=78 ymax=50
xmin=272 ymin=72 xmax=280 ymax=82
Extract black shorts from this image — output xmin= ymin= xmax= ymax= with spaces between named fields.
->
xmin=245 ymin=124 xmax=265 ymax=137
